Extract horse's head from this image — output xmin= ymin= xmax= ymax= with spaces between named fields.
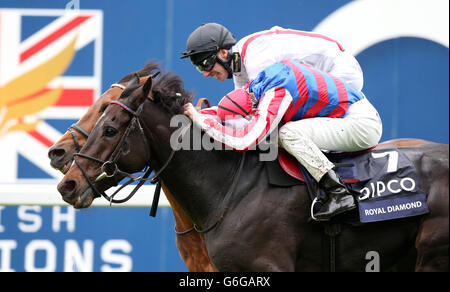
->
xmin=47 ymin=85 xmax=123 ymax=173
xmin=48 ymin=62 xmax=160 ymax=174
xmin=57 ymin=70 xmax=192 ymax=208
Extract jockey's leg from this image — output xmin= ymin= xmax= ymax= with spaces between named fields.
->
xmin=279 ymin=121 xmax=356 ymax=220
xmin=278 ymin=98 xmax=382 ymax=219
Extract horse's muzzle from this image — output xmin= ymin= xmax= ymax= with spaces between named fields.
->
xmin=57 ymin=179 xmax=78 ymax=204
xmin=48 ymin=145 xmax=74 ymax=174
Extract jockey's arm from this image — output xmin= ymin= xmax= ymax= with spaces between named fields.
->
xmin=199 ymin=106 xmax=221 ymax=123
xmin=189 ymin=87 xmax=293 ymax=151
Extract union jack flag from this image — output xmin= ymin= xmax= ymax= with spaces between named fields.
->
xmin=0 ymin=8 xmax=103 ymax=184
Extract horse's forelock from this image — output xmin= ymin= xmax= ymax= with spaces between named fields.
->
xmin=152 ymin=72 xmax=194 ymax=115
xmin=115 ymin=63 xmax=194 ymax=115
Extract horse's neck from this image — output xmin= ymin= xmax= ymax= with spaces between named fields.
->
xmin=141 ymin=110 xmax=251 ymax=228
xmin=158 ymin=147 xmax=242 ymax=227
xmin=160 ymin=182 xmax=193 ymax=230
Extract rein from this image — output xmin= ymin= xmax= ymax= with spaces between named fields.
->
xmin=175 ymin=151 xmax=246 ymax=235
xmin=193 ymin=152 xmax=246 ymax=234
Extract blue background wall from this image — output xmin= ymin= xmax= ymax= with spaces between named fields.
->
xmin=0 ymin=0 xmax=448 ymax=272
xmin=2 ymin=0 xmax=447 ymax=143
xmin=0 ymin=206 xmax=185 ymax=271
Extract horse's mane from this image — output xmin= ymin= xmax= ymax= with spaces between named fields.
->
xmin=152 ymin=71 xmax=194 ymax=115
xmin=119 ymin=60 xmax=194 ymax=115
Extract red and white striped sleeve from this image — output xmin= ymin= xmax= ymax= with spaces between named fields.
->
xmin=194 ymin=87 xmax=293 ymax=151
xmin=199 ymin=106 xmax=221 ymax=123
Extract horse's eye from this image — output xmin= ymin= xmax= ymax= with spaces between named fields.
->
xmin=103 ymin=126 xmax=118 ymax=137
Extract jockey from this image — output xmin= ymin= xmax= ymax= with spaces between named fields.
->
xmin=181 ymin=23 xmax=364 ymax=92
xmin=184 ymin=60 xmax=382 ymax=220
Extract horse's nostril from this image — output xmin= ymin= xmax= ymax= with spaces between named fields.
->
xmin=61 ymin=180 xmax=77 ymax=193
xmin=49 ymin=148 xmax=66 ymax=159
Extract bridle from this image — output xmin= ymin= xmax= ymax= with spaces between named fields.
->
xmin=68 ymin=124 xmax=90 ymax=152
xmin=68 ymin=82 xmax=244 ymax=235
xmin=73 ymin=101 xmax=154 ymax=203
xmin=68 ymin=83 xmax=126 ymax=152
xmin=71 ymin=84 xmax=187 ymax=214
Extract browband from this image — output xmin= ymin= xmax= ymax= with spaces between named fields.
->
xmin=110 ymin=100 xmax=138 ymax=116
xmin=110 ymin=83 xmax=126 ymax=90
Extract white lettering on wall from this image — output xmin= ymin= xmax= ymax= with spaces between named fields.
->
xmin=0 ymin=240 xmax=17 ymax=272
xmin=52 ymin=206 xmax=75 ymax=232
xmin=0 ymin=206 xmax=135 ymax=271
xmin=0 ymin=206 xmax=5 ymax=232
xmin=101 ymin=240 xmax=133 ymax=272
xmin=18 ymin=206 xmax=42 ymax=233
xmin=24 ymin=240 xmax=57 ymax=272
xmin=64 ymin=240 xmax=94 ymax=272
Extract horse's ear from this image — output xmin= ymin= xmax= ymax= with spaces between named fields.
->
xmin=142 ymin=75 xmax=153 ymax=99
xmin=150 ymin=71 xmax=160 ymax=79
xmin=128 ymin=73 xmax=140 ymax=87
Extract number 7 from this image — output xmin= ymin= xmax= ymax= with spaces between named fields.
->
xmin=371 ymin=151 xmax=399 ymax=173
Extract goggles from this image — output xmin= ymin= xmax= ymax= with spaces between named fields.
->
xmin=194 ymin=53 xmax=217 ymax=72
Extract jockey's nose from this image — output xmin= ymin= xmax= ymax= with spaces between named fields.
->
xmin=202 ymin=71 xmax=211 ymax=78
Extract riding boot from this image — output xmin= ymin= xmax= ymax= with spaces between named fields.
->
xmin=314 ymin=169 xmax=356 ymax=220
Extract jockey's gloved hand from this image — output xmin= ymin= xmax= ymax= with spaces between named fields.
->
xmin=183 ymin=103 xmax=198 ymax=121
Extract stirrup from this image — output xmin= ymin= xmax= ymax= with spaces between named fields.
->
xmin=311 ymin=198 xmax=330 ymax=222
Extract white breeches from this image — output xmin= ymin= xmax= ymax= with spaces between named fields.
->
xmin=278 ymin=98 xmax=382 ymax=182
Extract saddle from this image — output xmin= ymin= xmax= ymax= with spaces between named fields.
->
xmin=266 ymin=146 xmax=375 ymax=186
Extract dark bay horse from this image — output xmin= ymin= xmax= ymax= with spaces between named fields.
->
xmin=48 ymin=63 xmax=216 ymax=272
xmin=48 ymin=65 xmax=435 ymax=273
xmin=57 ymin=71 xmax=449 ymax=271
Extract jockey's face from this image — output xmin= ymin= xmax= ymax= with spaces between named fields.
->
xmin=201 ymin=49 xmax=229 ymax=82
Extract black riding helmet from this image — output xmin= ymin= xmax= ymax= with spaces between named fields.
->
xmin=181 ymin=23 xmax=236 ymax=78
